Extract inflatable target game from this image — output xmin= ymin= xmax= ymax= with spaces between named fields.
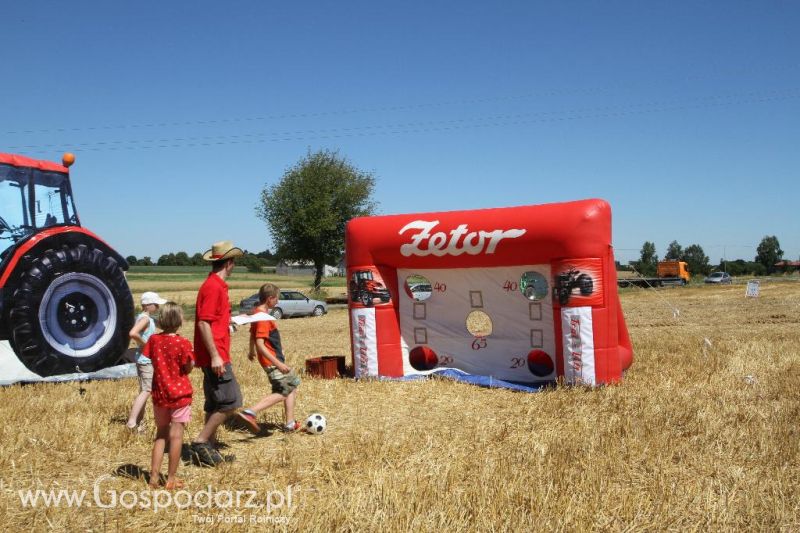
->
xmin=345 ymin=199 xmax=633 ymax=387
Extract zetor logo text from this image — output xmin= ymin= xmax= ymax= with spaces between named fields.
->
xmin=398 ymin=220 xmax=526 ymax=257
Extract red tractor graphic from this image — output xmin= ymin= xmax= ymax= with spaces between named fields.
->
xmin=0 ymin=153 xmax=133 ymax=377
xmin=349 ymin=269 xmax=391 ymax=307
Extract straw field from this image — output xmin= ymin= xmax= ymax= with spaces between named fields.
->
xmin=0 ymin=275 xmax=798 ymax=531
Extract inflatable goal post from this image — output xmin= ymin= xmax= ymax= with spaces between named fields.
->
xmin=345 ymin=198 xmax=633 ymax=386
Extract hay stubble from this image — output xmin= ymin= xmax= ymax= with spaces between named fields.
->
xmin=0 ymin=281 xmax=798 ymax=531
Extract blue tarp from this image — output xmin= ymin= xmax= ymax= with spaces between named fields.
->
xmin=384 ymin=368 xmax=551 ymax=393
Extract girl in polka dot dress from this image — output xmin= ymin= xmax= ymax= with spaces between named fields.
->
xmin=143 ymin=302 xmax=195 ymax=490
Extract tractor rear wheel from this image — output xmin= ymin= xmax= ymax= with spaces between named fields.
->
xmin=7 ymin=243 xmax=133 ymax=377
xmin=577 ymin=273 xmax=594 ymax=296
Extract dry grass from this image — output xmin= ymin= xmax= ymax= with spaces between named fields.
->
xmin=1 ymin=280 xmax=799 ymax=531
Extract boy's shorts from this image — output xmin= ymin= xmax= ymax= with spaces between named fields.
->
xmin=264 ymin=366 xmax=301 ymax=397
xmin=202 ymin=363 xmax=243 ymax=413
xmin=153 ymin=404 xmax=192 ymax=426
xmin=136 ymin=363 xmax=153 ymax=393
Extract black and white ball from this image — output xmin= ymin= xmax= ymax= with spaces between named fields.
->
xmin=305 ymin=413 xmax=326 ymax=434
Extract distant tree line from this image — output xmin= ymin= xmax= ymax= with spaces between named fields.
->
xmin=629 ymin=235 xmax=791 ymax=277
xmin=125 ymin=249 xmax=277 ymax=272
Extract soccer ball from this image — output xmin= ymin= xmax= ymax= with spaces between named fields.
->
xmin=305 ymin=413 xmax=326 ymax=434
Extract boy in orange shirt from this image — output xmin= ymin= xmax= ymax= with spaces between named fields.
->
xmin=238 ymin=283 xmax=302 ymax=433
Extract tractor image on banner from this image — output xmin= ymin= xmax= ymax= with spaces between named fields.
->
xmin=345 ymin=199 xmax=633 ymax=389
xmin=0 ymin=153 xmax=134 ymax=384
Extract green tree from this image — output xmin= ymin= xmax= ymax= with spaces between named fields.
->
xmin=125 ymin=255 xmax=137 ymax=266
xmin=633 ymin=241 xmax=658 ymax=277
xmin=755 ymin=235 xmax=783 ymax=274
xmin=664 ymin=240 xmax=683 ymax=261
xmin=722 ymin=259 xmax=765 ymax=277
xmin=157 ymin=253 xmax=177 ymax=266
xmin=191 ymin=252 xmax=205 ymax=266
xmin=257 ymin=149 xmax=377 ymax=289
xmin=174 ymin=251 xmax=191 ymax=266
xmin=139 ymin=256 xmax=153 ymax=266
xmin=241 ymin=254 xmax=265 ymax=273
xmin=723 ymin=259 xmax=746 ymax=276
xmin=255 ymin=249 xmax=277 ymax=265
xmin=681 ymin=244 xmax=710 ymax=276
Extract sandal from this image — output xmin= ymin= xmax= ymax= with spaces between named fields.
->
xmin=190 ymin=441 xmax=224 ymax=467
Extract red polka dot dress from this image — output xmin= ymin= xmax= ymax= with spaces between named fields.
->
xmin=143 ymin=333 xmax=195 ymax=409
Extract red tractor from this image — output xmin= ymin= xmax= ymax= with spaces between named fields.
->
xmin=0 ymin=153 xmax=133 ymax=377
xmin=349 ymin=269 xmax=391 ymax=307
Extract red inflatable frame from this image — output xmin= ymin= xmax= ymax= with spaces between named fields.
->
xmin=345 ymin=199 xmax=633 ymax=386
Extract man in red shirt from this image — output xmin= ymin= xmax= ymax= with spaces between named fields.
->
xmin=189 ymin=240 xmax=244 ymax=467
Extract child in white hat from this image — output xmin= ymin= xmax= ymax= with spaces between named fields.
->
xmin=126 ymin=291 xmax=167 ymax=431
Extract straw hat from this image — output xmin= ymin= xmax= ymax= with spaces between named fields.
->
xmin=202 ymin=240 xmax=244 ymax=261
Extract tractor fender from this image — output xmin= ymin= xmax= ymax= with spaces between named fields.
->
xmin=0 ymin=226 xmax=128 ymax=289
xmin=0 ymin=227 xmax=129 ymax=340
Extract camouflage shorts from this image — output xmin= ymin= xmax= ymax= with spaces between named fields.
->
xmin=264 ymin=366 xmax=301 ymax=397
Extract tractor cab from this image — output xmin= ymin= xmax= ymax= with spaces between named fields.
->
xmin=0 ymin=155 xmax=79 ymax=263
xmin=353 ymin=270 xmax=374 ymax=284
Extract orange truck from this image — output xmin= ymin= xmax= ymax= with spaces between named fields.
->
xmin=618 ymin=260 xmax=691 ymax=288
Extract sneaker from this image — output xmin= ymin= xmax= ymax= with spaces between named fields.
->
xmin=282 ymin=420 xmax=301 ymax=433
xmin=237 ymin=410 xmax=260 ymax=433
xmin=190 ymin=442 xmax=224 ymax=467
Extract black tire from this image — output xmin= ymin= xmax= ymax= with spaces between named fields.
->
xmin=577 ymin=274 xmax=594 ymax=296
xmin=271 ymin=307 xmax=284 ymax=319
xmin=7 ymin=243 xmax=134 ymax=377
xmin=312 ymin=305 xmax=324 ymax=317
xmin=360 ymin=291 xmax=372 ymax=307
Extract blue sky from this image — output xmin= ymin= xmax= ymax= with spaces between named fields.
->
xmin=1 ymin=1 xmax=798 ymax=264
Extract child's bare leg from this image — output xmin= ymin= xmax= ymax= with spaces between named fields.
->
xmin=247 ymin=393 xmax=284 ymax=414
xmin=166 ymin=422 xmax=185 ymax=484
xmin=127 ymin=391 xmax=150 ymax=428
xmin=283 ymin=389 xmax=297 ymax=425
xmin=150 ymin=425 xmax=169 ymax=487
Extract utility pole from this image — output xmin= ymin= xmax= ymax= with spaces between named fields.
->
xmin=723 ymin=245 xmax=727 ymax=273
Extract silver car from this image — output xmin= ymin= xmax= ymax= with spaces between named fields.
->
xmin=239 ymin=290 xmax=328 ymax=318
xmin=408 ymin=283 xmax=432 ymax=301
xmin=704 ymin=272 xmax=733 ymax=284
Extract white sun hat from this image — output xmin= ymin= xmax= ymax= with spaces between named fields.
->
xmin=141 ymin=291 xmax=167 ymax=306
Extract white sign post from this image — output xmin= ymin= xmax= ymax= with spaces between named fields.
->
xmin=745 ymin=280 xmax=760 ymax=298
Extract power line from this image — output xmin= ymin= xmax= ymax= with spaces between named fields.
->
xmin=2 ymin=86 xmax=610 ymax=136
xmin=5 ymin=61 xmax=799 ymax=136
xmin=8 ymin=87 xmax=799 ymax=154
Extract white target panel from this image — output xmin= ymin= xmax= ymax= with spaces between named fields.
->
xmin=397 ymin=265 xmax=556 ymax=382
